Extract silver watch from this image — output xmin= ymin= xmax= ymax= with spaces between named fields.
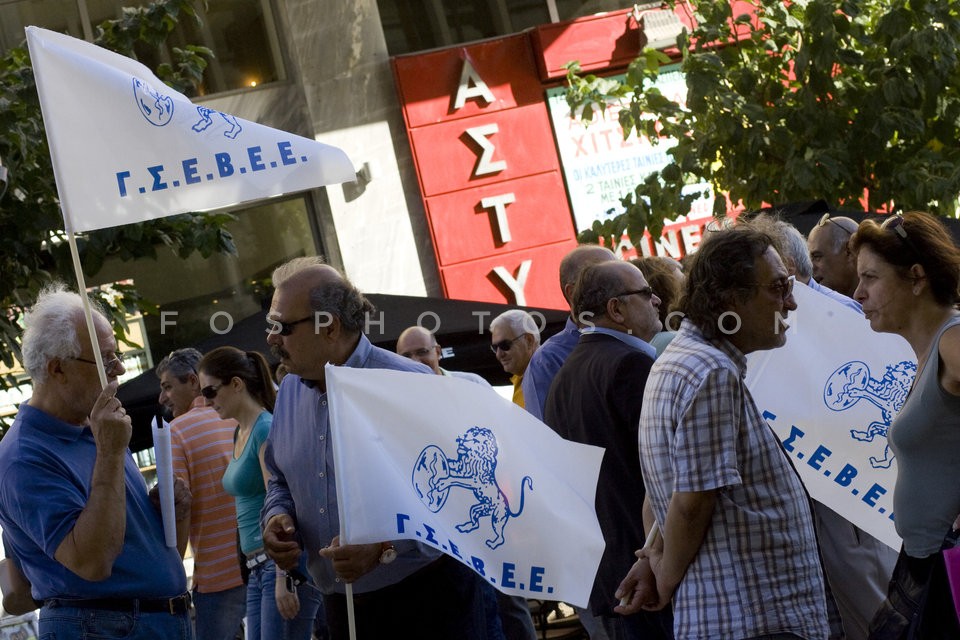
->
xmin=379 ymin=543 xmax=397 ymax=565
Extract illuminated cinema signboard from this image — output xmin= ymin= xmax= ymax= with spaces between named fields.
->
xmin=546 ymin=65 xmax=716 ymax=254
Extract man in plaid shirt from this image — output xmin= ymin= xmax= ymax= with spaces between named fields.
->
xmin=617 ymin=225 xmax=837 ymax=640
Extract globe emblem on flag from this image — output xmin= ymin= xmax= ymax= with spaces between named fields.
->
xmin=132 ymin=77 xmax=174 ymax=127
xmin=412 ymin=445 xmax=451 ymax=513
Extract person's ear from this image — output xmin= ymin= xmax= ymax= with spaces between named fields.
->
xmin=909 ymin=264 xmax=927 ymax=295
xmin=605 ymin=297 xmax=625 ymax=324
xmin=565 ymin=285 xmax=579 ymax=307
xmin=322 ymin=314 xmax=342 ymax=340
xmin=47 ymin=357 xmax=67 ymax=382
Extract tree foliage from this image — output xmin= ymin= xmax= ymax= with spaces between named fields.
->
xmin=565 ymin=0 xmax=960 ymax=247
xmin=0 ymin=0 xmax=235 ymax=385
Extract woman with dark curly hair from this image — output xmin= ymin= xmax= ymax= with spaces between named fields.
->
xmin=850 ymin=211 xmax=960 ymax=640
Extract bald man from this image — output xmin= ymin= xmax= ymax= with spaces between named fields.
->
xmin=395 ymin=326 xmax=487 ymax=385
xmin=807 ymin=214 xmax=859 ymax=297
xmin=261 ymin=258 xmax=488 ymax=640
xmin=522 ymin=244 xmax=616 ymax=421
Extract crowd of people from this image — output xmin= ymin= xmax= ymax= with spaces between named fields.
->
xmin=0 ymin=210 xmax=956 ymax=640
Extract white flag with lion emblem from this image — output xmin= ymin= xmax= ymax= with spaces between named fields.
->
xmin=326 ymin=365 xmax=605 ymax=608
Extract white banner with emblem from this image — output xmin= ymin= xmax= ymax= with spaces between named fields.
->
xmin=326 ymin=365 xmax=605 ymax=608
xmin=745 ymin=281 xmax=915 ymax=550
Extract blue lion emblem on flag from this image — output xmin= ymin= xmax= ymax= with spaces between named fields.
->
xmin=411 ymin=426 xmax=533 ymax=550
xmin=823 ymin=360 xmax=916 ymax=469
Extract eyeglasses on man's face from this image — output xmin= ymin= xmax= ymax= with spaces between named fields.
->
xmin=750 ymin=276 xmax=794 ymax=301
xmin=490 ymin=335 xmax=525 ymax=354
xmin=200 ymin=383 xmax=223 ymax=400
xmin=71 ymin=352 xmax=125 ymax=376
xmin=266 ymin=315 xmax=314 ymax=336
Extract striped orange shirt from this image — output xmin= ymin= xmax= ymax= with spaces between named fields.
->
xmin=170 ymin=397 xmax=243 ymax=593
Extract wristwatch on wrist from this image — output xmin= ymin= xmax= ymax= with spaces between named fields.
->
xmin=379 ymin=542 xmax=397 ymax=565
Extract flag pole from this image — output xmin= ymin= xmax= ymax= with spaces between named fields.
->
xmin=327 ymin=364 xmax=358 ymax=640
xmin=66 ymin=227 xmax=108 ymax=390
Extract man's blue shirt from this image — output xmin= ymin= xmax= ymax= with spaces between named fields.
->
xmin=808 ymin=278 xmax=862 ymax=312
xmin=0 ymin=404 xmax=186 ymax=601
xmin=521 ymin=317 xmax=580 ymax=421
xmin=262 ymin=333 xmax=442 ymax=594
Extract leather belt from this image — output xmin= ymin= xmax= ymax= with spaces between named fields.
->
xmin=245 ymin=552 xmax=269 ymax=569
xmin=44 ymin=593 xmax=191 ymax=615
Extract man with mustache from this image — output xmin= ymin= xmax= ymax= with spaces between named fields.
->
xmin=260 ymin=257 xmax=489 ymax=640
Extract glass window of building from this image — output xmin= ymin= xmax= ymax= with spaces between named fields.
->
xmin=0 ymin=0 xmax=283 ymax=95
xmin=377 ymin=0 xmax=637 ymax=55
xmin=89 ymin=195 xmax=322 ymax=359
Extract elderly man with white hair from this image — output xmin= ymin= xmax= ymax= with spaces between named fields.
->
xmin=0 ymin=283 xmax=192 ymax=639
xmin=489 ymin=309 xmax=540 ymax=408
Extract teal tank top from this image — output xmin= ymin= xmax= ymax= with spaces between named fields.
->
xmin=221 ymin=411 xmax=271 ymax=554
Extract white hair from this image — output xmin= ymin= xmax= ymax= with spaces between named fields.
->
xmin=777 ymin=221 xmax=814 ymax=280
xmin=271 ymin=255 xmax=326 ymax=287
xmin=489 ymin=309 xmax=541 ymax=345
xmin=21 ymin=283 xmax=104 ymax=385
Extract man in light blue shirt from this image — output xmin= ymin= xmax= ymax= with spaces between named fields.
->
xmin=260 ymin=258 xmax=488 ymax=640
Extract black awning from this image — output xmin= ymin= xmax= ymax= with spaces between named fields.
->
xmin=118 ymin=294 xmax=568 ymax=452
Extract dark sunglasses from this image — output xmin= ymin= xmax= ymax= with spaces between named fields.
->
xmin=200 ymin=383 xmax=222 ymax=399
xmin=881 ymin=213 xmax=923 ymax=258
xmin=614 ymin=286 xmax=656 ymax=301
xmin=490 ymin=335 xmax=525 ymax=353
xmin=266 ymin=315 xmax=314 ymax=336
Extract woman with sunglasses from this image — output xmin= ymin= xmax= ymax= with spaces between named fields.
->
xmin=850 ymin=211 xmax=960 ymax=639
xmin=198 ymin=346 xmax=322 ymax=640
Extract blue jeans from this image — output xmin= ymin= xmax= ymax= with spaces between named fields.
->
xmin=192 ymin=584 xmax=245 ymax=640
xmin=246 ymin=560 xmax=322 ymax=640
xmin=39 ymin=602 xmax=193 ymax=639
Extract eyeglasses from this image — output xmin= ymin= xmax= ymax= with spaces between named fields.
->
xmin=817 ymin=213 xmax=853 ymax=236
xmin=400 ymin=347 xmax=436 ymax=358
xmin=200 ymin=383 xmax=222 ymax=399
xmin=490 ymin=335 xmax=525 ymax=353
xmin=267 ymin=315 xmax=314 ymax=336
xmin=749 ymin=276 xmax=794 ymax=301
xmin=614 ymin=287 xmax=656 ymax=301
xmin=71 ymin=352 xmax=124 ymax=376
xmin=881 ymin=213 xmax=923 ymax=258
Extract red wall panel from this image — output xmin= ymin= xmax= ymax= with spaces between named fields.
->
xmin=440 ymin=241 xmax=576 ymax=309
xmin=425 ymin=172 xmax=575 ymax=266
xmin=393 ymin=34 xmax=545 ymax=128
xmin=409 ymin=104 xmax=561 ymax=197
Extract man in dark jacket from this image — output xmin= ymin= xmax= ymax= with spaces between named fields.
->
xmin=543 ymin=260 xmax=672 ymax=640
